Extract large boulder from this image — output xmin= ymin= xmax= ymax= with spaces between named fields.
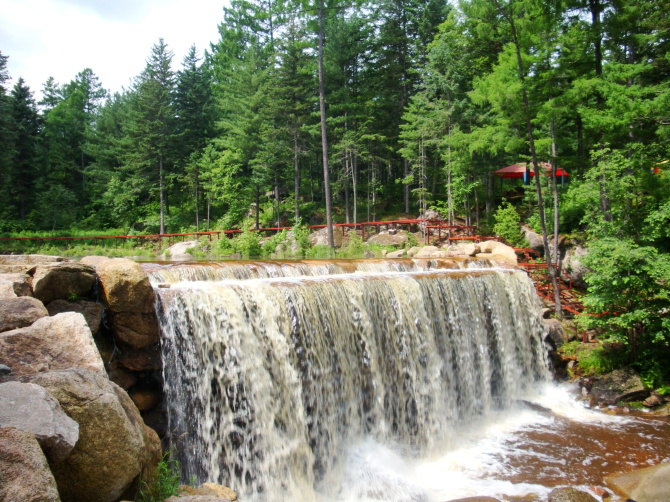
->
xmin=97 ymin=258 xmax=155 ymax=313
xmin=476 ymin=240 xmax=518 ymax=266
xmin=32 ymin=262 xmax=96 ymax=304
xmin=26 ymin=368 xmax=156 ymax=502
xmin=164 ymin=240 xmax=198 ymax=261
xmin=606 ymin=462 xmax=670 ymax=502
xmin=0 ymin=427 xmax=61 ymax=502
xmin=0 ymin=381 xmax=78 ymax=463
xmin=587 ymin=368 xmax=648 ymax=406
xmin=309 ymin=226 xmax=344 ymax=247
xmin=46 ymin=299 xmax=104 ymax=336
xmin=0 ymin=296 xmax=48 ymax=332
xmin=521 ymin=225 xmax=544 ymax=252
xmin=386 ymin=249 xmax=406 ymax=258
xmin=415 ymin=246 xmax=450 ymax=258
xmin=0 ymin=312 xmax=105 ymax=376
xmin=561 ymin=244 xmax=589 ymax=288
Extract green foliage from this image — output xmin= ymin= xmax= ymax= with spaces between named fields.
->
xmin=493 ymin=200 xmax=527 ymax=247
xmin=137 ymin=452 xmax=182 ymax=502
xmin=558 ymin=341 xmax=628 ymax=377
xmin=577 ymin=238 xmax=670 ymax=373
xmin=337 ymin=232 xmax=366 ymax=258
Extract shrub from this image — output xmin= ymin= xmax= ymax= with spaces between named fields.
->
xmin=493 ymin=200 xmax=527 ymax=247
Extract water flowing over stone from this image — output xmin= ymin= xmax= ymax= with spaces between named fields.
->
xmin=152 ymin=259 xmax=549 ymax=501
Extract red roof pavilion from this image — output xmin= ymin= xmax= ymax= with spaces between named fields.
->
xmin=494 ymin=162 xmax=569 ymax=178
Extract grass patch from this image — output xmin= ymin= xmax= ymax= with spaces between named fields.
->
xmin=137 ymin=452 xmax=182 ymax=502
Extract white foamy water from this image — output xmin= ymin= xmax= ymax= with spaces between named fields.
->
xmin=150 ymin=259 xmax=670 ymax=502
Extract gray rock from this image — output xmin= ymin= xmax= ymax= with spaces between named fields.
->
xmin=26 ymin=368 xmax=154 ymax=502
xmin=0 ymin=426 xmax=61 ymax=502
xmin=0 ymin=296 xmax=48 ymax=332
xmin=32 ymin=262 xmax=96 ymax=304
xmin=588 ymin=368 xmax=648 ymax=406
xmin=79 ymin=255 xmax=111 ymax=269
xmin=0 ymin=381 xmax=78 ymax=462
xmin=0 ymin=312 xmax=105 ymax=376
xmin=562 ymin=244 xmax=589 ymax=288
xmin=46 ymin=299 xmax=104 ymax=335
xmin=386 ymin=249 xmax=406 ymax=258
xmin=548 ymin=487 xmax=598 ymax=502
xmin=522 ymin=225 xmax=543 ymax=252
xmin=0 ymin=364 xmax=10 ymax=375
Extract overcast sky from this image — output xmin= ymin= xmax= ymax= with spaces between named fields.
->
xmin=1 ymin=0 xmax=226 ymax=99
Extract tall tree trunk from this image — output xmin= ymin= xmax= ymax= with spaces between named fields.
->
xmin=550 ymin=119 xmax=561 ymax=273
xmin=294 ymin=130 xmax=300 ymax=223
xmin=195 ymin=166 xmax=200 ymax=233
xmin=494 ymin=0 xmax=562 ymax=317
xmin=317 ymin=0 xmax=334 ymax=248
xmin=255 ymin=184 xmax=260 ymax=230
xmin=159 ymin=154 xmax=165 ymax=235
xmin=352 ymin=151 xmax=358 ymax=225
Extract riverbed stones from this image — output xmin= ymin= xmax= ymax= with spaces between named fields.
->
xmin=46 ymin=299 xmax=104 ymax=335
xmin=0 ymin=381 xmax=79 ymax=463
xmin=386 ymin=249 xmax=406 ymax=258
xmin=97 ymin=258 xmax=155 ymax=313
xmin=32 ymin=262 xmax=96 ymax=304
xmin=547 ymin=487 xmax=598 ymax=502
xmin=26 ymin=368 xmax=154 ymax=502
xmin=606 ymin=462 xmax=670 ymax=502
xmin=0 ymin=296 xmax=48 ymax=332
xmin=0 ymin=312 xmax=105 ymax=376
xmin=0 ymin=426 xmax=61 ymax=502
xmin=587 ymin=367 xmax=648 ymax=405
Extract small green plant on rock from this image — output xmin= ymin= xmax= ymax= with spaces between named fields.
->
xmin=137 ymin=452 xmax=182 ymax=502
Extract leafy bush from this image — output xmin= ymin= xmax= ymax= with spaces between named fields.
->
xmin=493 ymin=200 xmax=527 ymax=247
xmin=577 ymin=238 xmax=670 ymax=377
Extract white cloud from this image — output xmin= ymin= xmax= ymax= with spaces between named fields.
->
xmin=0 ymin=0 xmax=225 ymax=98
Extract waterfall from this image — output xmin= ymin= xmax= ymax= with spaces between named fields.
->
xmin=152 ymin=260 xmax=549 ymax=501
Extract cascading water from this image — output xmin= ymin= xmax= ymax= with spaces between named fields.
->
xmin=151 ymin=259 xmax=555 ymax=501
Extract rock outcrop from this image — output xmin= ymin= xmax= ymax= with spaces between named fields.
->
xmin=366 ymin=231 xmax=409 ymax=246
xmin=0 ymin=381 xmax=79 ymax=463
xmin=0 ymin=296 xmax=48 ymax=332
xmin=0 ymin=426 xmax=61 ymax=502
xmin=26 ymin=369 xmax=152 ymax=502
xmin=0 ymin=312 xmax=105 ymax=376
xmin=0 ymin=272 xmax=32 ymax=299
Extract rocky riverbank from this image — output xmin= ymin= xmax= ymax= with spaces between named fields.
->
xmin=0 ymin=254 xmax=237 ymax=502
